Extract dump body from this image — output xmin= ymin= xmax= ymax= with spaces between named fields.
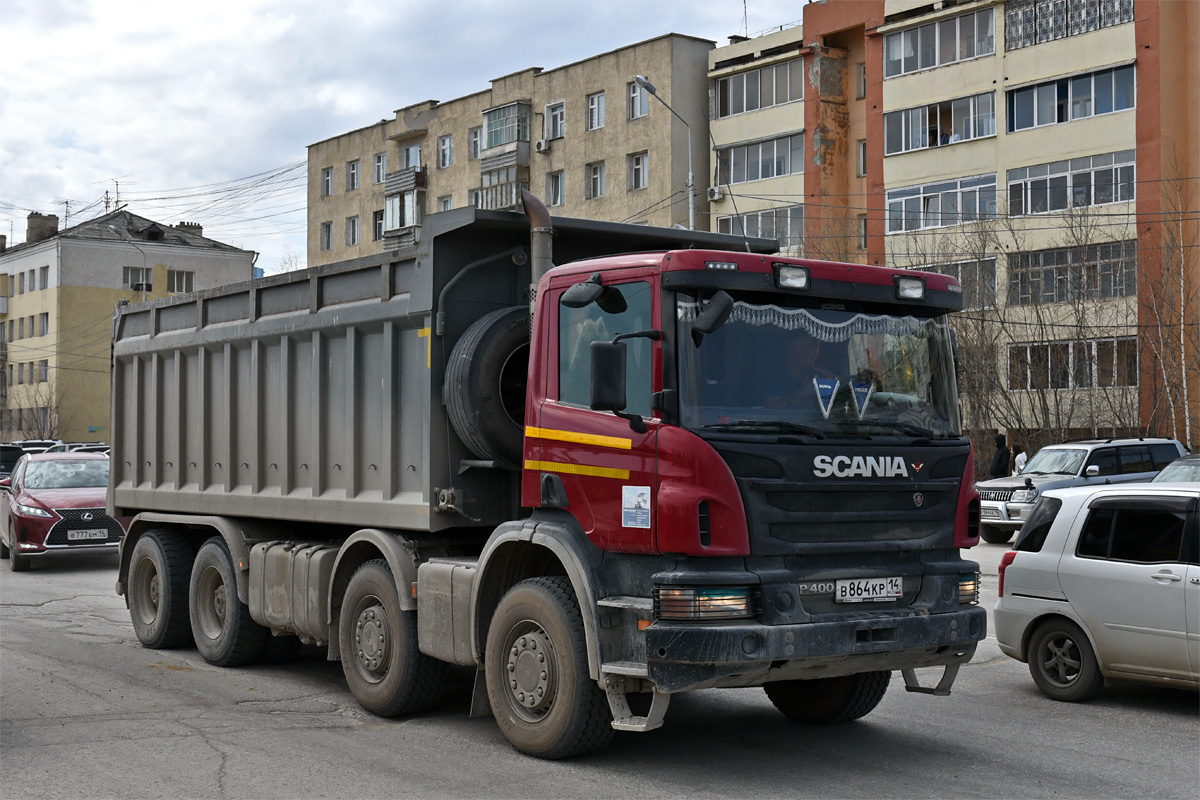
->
xmin=108 ymin=208 xmax=773 ymax=531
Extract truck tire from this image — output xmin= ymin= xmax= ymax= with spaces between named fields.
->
xmin=189 ymin=537 xmax=267 ymax=667
xmin=1027 ymin=618 xmax=1103 ymax=702
xmin=128 ymin=529 xmax=193 ymax=648
xmin=338 ymin=559 xmax=446 ymax=716
xmin=485 ymin=576 xmax=614 ymax=759
xmin=980 ymin=525 xmax=1012 ymax=544
xmin=445 ymin=306 xmax=530 ymax=469
xmin=764 ymin=671 xmax=891 ymax=723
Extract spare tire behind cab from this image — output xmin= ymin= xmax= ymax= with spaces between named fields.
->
xmin=445 ymin=306 xmax=530 ymax=469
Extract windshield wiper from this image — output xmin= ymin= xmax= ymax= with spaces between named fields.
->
xmin=702 ymin=420 xmax=826 ymax=438
xmin=833 ymin=420 xmax=937 ymax=441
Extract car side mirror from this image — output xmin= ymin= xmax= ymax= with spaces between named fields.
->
xmin=691 ymin=290 xmax=734 ymax=347
xmin=1085 ymin=465 xmax=1099 ymax=477
xmin=590 ymin=339 xmax=648 ymax=434
xmin=0 ymin=478 xmax=10 ymax=489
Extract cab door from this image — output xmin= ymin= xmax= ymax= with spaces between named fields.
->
xmin=528 ymin=271 xmax=661 ymax=554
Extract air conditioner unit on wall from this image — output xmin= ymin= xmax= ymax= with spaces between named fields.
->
xmin=707 ymin=186 xmax=724 ymax=201
xmin=535 ymin=139 xmax=551 ymax=154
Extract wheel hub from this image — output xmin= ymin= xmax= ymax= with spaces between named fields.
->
xmin=1042 ymin=636 xmax=1082 ymax=686
xmin=148 ymin=572 xmax=161 ymax=608
xmin=507 ymin=628 xmax=553 ymax=715
xmin=355 ymin=605 xmax=389 ymax=673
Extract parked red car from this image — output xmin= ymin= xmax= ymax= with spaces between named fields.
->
xmin=0 ymin=452 xmax=126 ymax=571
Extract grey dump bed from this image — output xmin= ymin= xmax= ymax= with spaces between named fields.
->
xmin=109 ymin=206 xmax=772 ymax=533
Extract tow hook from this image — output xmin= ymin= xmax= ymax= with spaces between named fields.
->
xmin=901 ymin=664 xmax=961 ymax=696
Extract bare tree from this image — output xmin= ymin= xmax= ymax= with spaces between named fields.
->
xmin=15 ymin=380 xmax=63 ymax=440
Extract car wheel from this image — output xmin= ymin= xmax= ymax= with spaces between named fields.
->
xmin=763 ymin=671 xmax=891 ymax=723
xmin=1028 ymin=618 xmax=1103 ymax=702
xmin=979 ymin=525 xmax=1012 ymax=544
xmin=8 ymin=524 xmax=29 ymax=572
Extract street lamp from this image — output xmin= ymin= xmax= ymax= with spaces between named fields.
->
xmin=635 ymin=74 xmax=695 ymax=230
xmin=108 ymin=224 xmax=148 ymax=302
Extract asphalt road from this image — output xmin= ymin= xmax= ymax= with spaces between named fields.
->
xmin=1 ymin=543 xmax=1196 ymax=800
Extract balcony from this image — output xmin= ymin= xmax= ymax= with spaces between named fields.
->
xmin=479 ymin=182 xmax=529 ymax=212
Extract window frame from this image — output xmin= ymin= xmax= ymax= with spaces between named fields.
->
xmin=586 ymin=92 xmax=606 ymax=131
xmin=884 ymin=8 xmax=995 ymax=78
xmin=586 ymin=162 xmax=606 ymax=199
xmin=347 ymin=160 xmax=360 ymax=190
xmin=628 ymin=152 xmax=648 ymax=191
xmin=320 ymin=167 xmax=333 ymax=197
xmin=437 ymin=135 xmax=453 ymax=168
xmin=628 ymin=82 xmax=649 ymax=120
xmin=546 ymin=102 xmax=566 ymax=139
xmin=373 ymin=153 xmax=387 ymax=184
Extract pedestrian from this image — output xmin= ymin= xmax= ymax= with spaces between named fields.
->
xmin=989 ymin=433 xmax=1009 ymax=479
xmin=1012 ymin=444 xmax=1027 ymax=475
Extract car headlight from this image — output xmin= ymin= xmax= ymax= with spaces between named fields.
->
xmin=654 ymin=586 xmax=757 ymax=620
xmin=1010 ymin=488 xmax=1038 ymax=504
xmin=15 ymin=502 xmax=53 ymax=517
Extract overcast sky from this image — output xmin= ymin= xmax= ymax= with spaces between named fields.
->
xmin=1 ymin=0 xmax=801 ymax=274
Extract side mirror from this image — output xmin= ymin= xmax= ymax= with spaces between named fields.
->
xmin=562 ymin=273 xmax=627 ymax=314
xmin=0 ymin=478 xmax=10 ymax=490
xmin=590 ymin=340 xmax=627 ymax=412
xmin=1086 ymin=465 xmax=1100 ymax=477
xmin=691 ymin=290 xmax=734 ymax=346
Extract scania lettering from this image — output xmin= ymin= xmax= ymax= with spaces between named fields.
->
xmin=110 ymin=193 xmax=985 ymax=760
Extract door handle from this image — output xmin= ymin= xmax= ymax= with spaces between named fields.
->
xmin=1151 ymin=572 xmax=1182 ymax=582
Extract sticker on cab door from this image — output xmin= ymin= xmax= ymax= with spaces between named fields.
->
xmin=622 ymin=486 xmax=651 ymax=528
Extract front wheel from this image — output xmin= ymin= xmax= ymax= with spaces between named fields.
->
xmin=189 ymin=537 xmax=267 ymax=666
xmin=980 ymin=525 xmax=1013 ymax=544
xmin=764 ymin=671 xmax=891 ymax=723
xmin=127 ymin=529 xmax=193 ymax=647
xmin=485 ymin=576 xmax=613 ymax=759
xmin=338 ymin=559 xmax=445 ymax=716
xmin=1027 ymin=619 xmax=1103 ymax=702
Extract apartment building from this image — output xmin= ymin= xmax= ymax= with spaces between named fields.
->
xmin=0 ymin=210 xmax=254 ymax=442
xmin=307 ymin=34 xmax=715 ymax=267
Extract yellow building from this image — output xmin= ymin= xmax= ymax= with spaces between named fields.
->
xmin=0 ymin=210 xmax=255 ymax=443
xmin=306 ymin=33 xmax=715 ymax=267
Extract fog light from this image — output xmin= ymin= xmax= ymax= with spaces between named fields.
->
xmin=958 ymin=573 xmax=980 ymax=605
xmin=895 ymin=275 xmax=926 ymax=300
xmin=776 ymin=265 xmax=809 ymax=290
xmin=654 ymin=586 xmax=756 ymax=620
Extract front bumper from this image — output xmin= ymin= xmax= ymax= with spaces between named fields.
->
xmin=979 ymin=500 xmax=1034 ymax=530
xmin=645 ymin=605 xmax=986 ymax=693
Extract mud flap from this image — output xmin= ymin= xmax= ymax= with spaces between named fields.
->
xmin=901 ymin=664 xmax=961 ymax=696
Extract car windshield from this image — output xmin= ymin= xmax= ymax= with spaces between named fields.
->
xmin=676 ymin=294 xmax=961 ymax=438
xmin=1152 ymin=461 xmax=1200 ymax=482
xmin=22 ymin=459 xmax=109 ymax=489
xmin=1021 ymin=448 xmax=1085 ymax=476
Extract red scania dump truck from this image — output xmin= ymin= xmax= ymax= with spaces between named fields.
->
xmin=111 ymin=194 xmax=985 ymax=759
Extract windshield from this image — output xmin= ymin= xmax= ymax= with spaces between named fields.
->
xmin=677 ymin=295 xmax=961 ymax=438
xmin=23 ymin=459 xmax=110 ymax=489
xmin=1152 ymin=461 xmax=1200 ymax=482
xmin=1021 ymin=448 xmax=1085 ymax=476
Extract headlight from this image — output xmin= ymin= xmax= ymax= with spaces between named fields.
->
xmin=654 ymin=586 xmax=757 ymax=620
xmin=15 ymin=502 xmax=53 ymax=517
xmin=1011 ymin=488 xmax=1038 ymax=503
xmin=959 ymin=573 xmax=980 ymax=605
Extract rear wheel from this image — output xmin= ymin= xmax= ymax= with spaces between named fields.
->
xmin=764 ymin=671 xmax=891 ymax=723
xmin=190 ymin=537 xmax=267 ymax=666
xmin=485 ymin=576 xmax=613 ymax=759
xmin=128 ymin=529 xmax=193 ymax=648
xmin=1028 ymin=619 xmax=1103 ymax=702
xmin=338 ymin=559 xmax=446 ymax=716
xmin=979 ymin=525 xmax=1013 ymax=544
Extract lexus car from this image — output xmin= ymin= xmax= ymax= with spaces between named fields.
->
xmin=0 ymin=452 xmax=126 ymax=571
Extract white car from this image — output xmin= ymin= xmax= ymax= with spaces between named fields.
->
xmin=994 ymin=483 xmax=1199 ymax=700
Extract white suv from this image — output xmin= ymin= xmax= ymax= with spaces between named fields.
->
xmin=975 ymin=438 xmax=1185 ymax=543
xmin=993 ymin=483 xmax=1200 ymax=701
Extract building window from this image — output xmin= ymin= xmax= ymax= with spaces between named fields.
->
xmin=856 ymin=140 xmax=867 ymax=177
xmin=886 ymin=174 xmax=997 ymax=233
xmin=716 ymin=58 xmax=804 ymax=118
xmin=884 ymin=7 xmax=994 ymax=78
xmin=319 ymin=221 xmax=333 ymax=251
xmin=38 ymin=313 xmax=49 ymax=336
xmin=1007 ymin=65 xmax=1135 ymax=133
xmin=628 ymin=152 xmax=648 ymax=191
xmin=855 ymin=62 xmax=866 ymax=100
xmin=1005 ymin=0 xmax=1134 ymax=51
xmin=1007 ymin=240 xmax=1137 ymax=306
xmin=17 ymin=318 xmax=24 ymax=339
xmin=123 ymin=266 xmax=153 ymax=292
xmin=716 ymin=133 xmax=805 ymax=186
xmin=321 ymin=167 xmax=333 ymax=197
xmin=385 ymin=190 xmax=424 ymax=229
xmin=1007 ymin=150 xmax=1135 ymax=216
xmin=347 ymin=160 xmax=360 ymax=190
xmin=628 ymin=82 xmax=649 ymax=119
xmin=37 ymin=360 xmax=48 ymax=383
xmin=717 ymin=205 xmax=805 ymax=251
xmin=468 ymin=127 xmax=482 ymax=160
xmin=547 ymin=171 xmax=565 ymax=206
xmin=437 ymin=196 xmax=453 ymax=212
xmin=884 ymin=93 xmax=995 ymax=155
xmin=345 ymin=216 xmax=359 ymax=246
xmin=1008 ymin=337 xmax=1137 ymax=390
xmin=485 ymin=102 xmax=531 ymax=148
xmin=586 ymin=92 xmax=605 ymax=131
xmin=586 ymin=162 xmax=606 ymax=199
xmin=374 ymin=153 xmax=387 ymax=183
xmin=18 ymin=273 xmax=24 ymax=293
xmin=402 ymin=144 xmax=421 ymax=169
xmin=437 ymin=135 xmax=453 ymax=168
xmin=921 ymin=259 xmax=997 ymax=309
xmin=857 ymin=214 xmax=868 ymax=250
xmin=166 ymin=269 xmax=194 ymax=294
xmin=469 ymin=189 xmax=482 ymax=208
xmin=38 ymin=266 xmax=48 ymax=290
xmin=373 ymin=210 xmax=384 ymax=241
xmin=546 ymin=102 xmax=566 ymax=139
